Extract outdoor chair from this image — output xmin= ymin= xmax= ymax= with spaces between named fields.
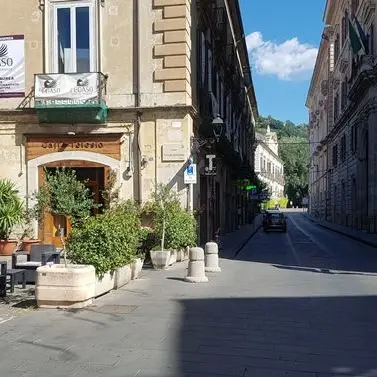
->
xmin=12 ymin=244 xmax=61 ymax=283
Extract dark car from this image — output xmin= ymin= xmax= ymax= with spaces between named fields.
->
xmin=263 ymin=210 xmax=287 ymax=232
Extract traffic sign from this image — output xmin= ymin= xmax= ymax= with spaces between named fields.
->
xmin=184 ymin=163 xmax=197 ymax=184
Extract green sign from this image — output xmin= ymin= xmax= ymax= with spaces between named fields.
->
xmin=245 ymin=184 xmax=256 ymax=191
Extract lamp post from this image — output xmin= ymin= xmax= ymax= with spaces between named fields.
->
xmin=188 ymin=115 xmax=224 ymax=243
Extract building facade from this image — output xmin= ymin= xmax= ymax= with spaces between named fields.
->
xmin=254 ymin=127 xmax=285 ymax=199
xmin=0 ymin=0 xmax=258 ymax=246
xmin=306 ymin=0 xmax=377 ymax=232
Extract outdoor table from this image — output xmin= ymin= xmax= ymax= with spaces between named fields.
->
xmin=6 ymin=269 xmax=26 ymax=293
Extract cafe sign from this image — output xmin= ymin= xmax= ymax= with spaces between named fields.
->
xmin=34 ymin=73 xmax=100 ymax=107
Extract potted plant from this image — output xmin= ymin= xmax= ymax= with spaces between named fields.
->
xmin=165 ymin=208 xmax=197 ymax=262
xmin=67 ymin=200 xmax=140 ymax=296
xmin=0 ymin=179 xmax=24 ymax=256
xmin=19 ymin=208 xmax=41 ymax=253
xmin=132 ymin=227 xmax=154 ymax=279
xmin=34 ymin=168 xmax=98 ymax=308
xmin=146 ymin=184 xmax=180 ymax=270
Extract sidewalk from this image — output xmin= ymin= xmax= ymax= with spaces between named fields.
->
xmin=219 ymin=214 xmax=262 ymax=258
xmin=302 ymin=212 xmax=377 ymax=248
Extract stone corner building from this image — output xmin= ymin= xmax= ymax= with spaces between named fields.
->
xmin=306 ymin=0 xmax=377 ymax=233
xmin=0 ymin=0 xmax=258 ymax=247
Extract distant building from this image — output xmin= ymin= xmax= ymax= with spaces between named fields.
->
xmin=306 ymin=0 xmax=377 ymax=233
xmin=254 ymin=126 xmax=285 ymax=199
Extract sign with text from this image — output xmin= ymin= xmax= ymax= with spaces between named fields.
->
xmin=0 ymin=35 xmax=25 ymax=98
xmin=204 ymin=154 xmax=217 ymax=176
xmin=34 ymin=73 xmax=100 ymax=107
xmin=184 ymin=163 xmax=197 ymax=184
xmin=26 ymin=134 xmax=122 ymax=161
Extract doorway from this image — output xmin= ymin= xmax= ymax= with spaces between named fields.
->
xmin=38 ymin=161 xmax=107 ymax=248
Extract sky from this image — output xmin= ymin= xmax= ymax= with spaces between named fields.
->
xmin=239 ymin=0 xmax=326 ymax=125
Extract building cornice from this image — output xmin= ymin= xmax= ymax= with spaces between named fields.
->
xmin=0 ymin=105 xmax=199 ymax=123
xmin=224 ymin=0 xmax=259 ymax=119
xmin=255 ymin=139 xmax=283 ymax=164
xmin=306 ymin=29 xmax=330 ymax=108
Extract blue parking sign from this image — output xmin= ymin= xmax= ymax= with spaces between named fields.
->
xmin=184 ymin=164 xmax=197 ymax=184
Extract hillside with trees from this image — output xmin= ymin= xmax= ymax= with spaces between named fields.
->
xmin=255 ymin=115 xmax=309 ymax=205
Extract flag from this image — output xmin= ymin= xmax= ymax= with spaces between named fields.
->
xmin=354 ymin=16 xmax=369 ymax=53
xmin=348 ymin=18 xmax=362 ymax=54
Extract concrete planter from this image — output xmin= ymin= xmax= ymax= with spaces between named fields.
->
xmin=95 ymin=264 xmax=132 ymax=297
xmin=150 ymin=250 xmax=171 ymax=270
xmin=168 ymin=250 xmax=177 ymax=265
xmin=35 ymin=264 xmax=96 ymax=309
xmin=177 ymin=247 xmax=189 ymax=262
xmin=131 ymin=258 xmax=144 ymax=280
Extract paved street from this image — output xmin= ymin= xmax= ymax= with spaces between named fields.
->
xmin=1 ymin=212 xmax=377 ymax=376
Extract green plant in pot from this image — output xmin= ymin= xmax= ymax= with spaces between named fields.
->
xmin=19 ymin=208 xmax=41 ymax=253
xmin=33 ymin=168 xmax=97 ymax=267
xmin=0 ymin=179 xmax=24 ymax=256
xmin=146 ymin=183 xmax=180 ymax=270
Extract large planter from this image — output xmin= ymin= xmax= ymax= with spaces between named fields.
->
xmin=177 ymin=248 xmax=189 ymax=262
xmin=131 ymin=258 xmax=144 ymax=280
xmin=35 ymin=264 xmax=96 ymax=309
xmin=150 ymin=250 xmax=171 ymax=270
xmin=95 ymin=264 xmax=132 ymax=297
xmin=0 ymin=239 xmax=18 ymax=256
xmin=21 ymin=239 xmax=41 ymax=253
xmin=168 ymin=250 xmax=177 ymax=265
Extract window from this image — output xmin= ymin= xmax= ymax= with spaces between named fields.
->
xmin=50 ymin=1 xmax=97 ymax=73
xmin=332 ymin=144 xmax=338 ymax=167
xmin=340 ymin=134 xmax=347 ymax=162
xmin=340 ymin=77 xmax=348 ymax=110
xmin=334 ymin=34 xmax=340 ymax=63
xmin=351 ymin=124 xmax=358 ymax=153
xmin=369 ymin=24 xmax=374 ymax=55
xmin=334 ymin=94 xmax=339 ymax=121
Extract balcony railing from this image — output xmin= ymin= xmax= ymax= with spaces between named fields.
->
xmin=348 ymin=55 xmax=377 ymax=101
xmin=34 ymin=72 xmax=108 ymax=124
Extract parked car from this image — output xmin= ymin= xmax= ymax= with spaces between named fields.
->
xmin=263 ymin=210 xmax=287 ymax=232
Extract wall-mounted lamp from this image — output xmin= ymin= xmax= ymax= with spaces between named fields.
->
xmin=100 ymin=0 xmax=105 ymax=7
xmin=39 ymin=0 xmax=45 ymax=11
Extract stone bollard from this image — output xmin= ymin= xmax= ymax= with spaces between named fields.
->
xmin=205 ymin=242 xmax=221 ymax=272
xmin=184 ymin=247 xmax=208 ymax=283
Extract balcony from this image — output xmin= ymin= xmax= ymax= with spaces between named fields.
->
xmin=348 ymin=55 xmax=377 ymax=101
xmin=34 ymin=72 xmax=108 ymax=124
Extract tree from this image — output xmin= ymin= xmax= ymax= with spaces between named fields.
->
xmin=33 ymin=168 xmax=97 ymax=267
xmin=279 ymin=136 xmax=309 ymax=201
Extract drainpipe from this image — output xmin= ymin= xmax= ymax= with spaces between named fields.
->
xmin=134 ymin=0 xmax=142 ymax=203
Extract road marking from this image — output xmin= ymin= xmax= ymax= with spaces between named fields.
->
xmin=289 ymin=215 xmax=333 ymax=258
xmin=0 ymin=316 xmax=14 ymax=325
xmin=284 ymin=229 xmax=302 ymax=266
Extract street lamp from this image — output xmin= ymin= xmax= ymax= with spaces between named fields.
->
xmin=191 ymin=115 xmax=224 ymax=152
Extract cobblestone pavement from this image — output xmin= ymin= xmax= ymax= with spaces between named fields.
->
xmin=0 ymin=211 xmax=377 ymax=376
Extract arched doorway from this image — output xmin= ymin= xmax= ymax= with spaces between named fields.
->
xmin=27 ymin=150 xmax=121 ymax=248
xmin=38 ymin=160 xmax=110 ymax=247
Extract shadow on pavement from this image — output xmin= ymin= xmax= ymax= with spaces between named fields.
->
xmin=177 ymin=296 xmax=377 ymax=376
